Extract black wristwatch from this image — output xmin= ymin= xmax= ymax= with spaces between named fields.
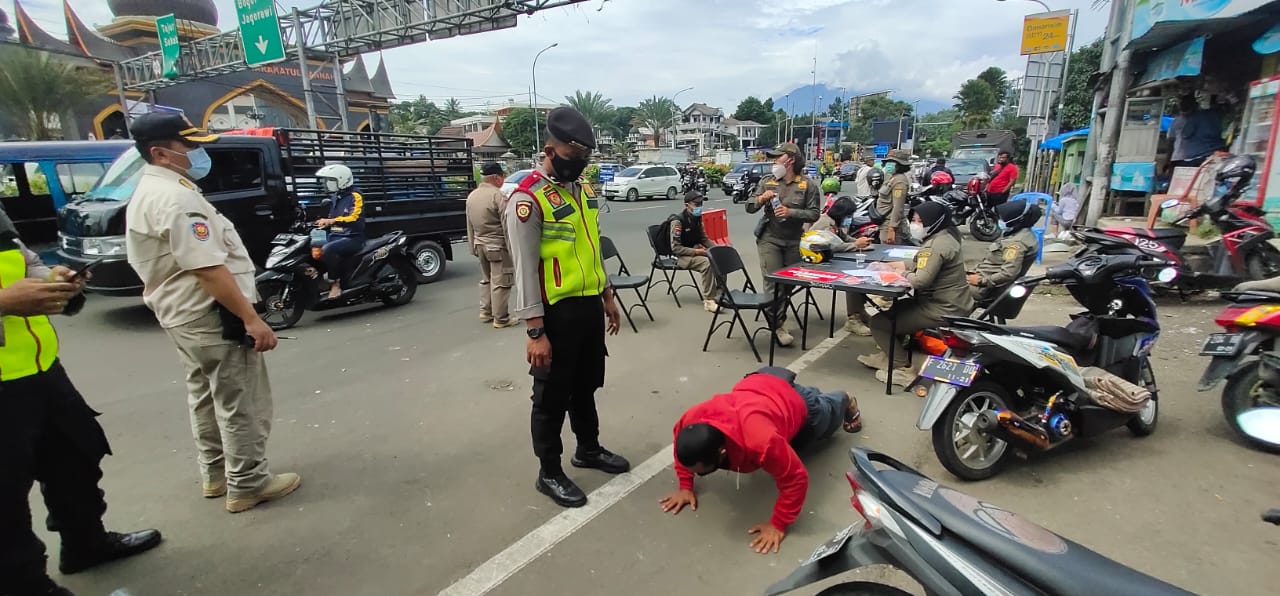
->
xmin=527 ymin=327 xmax=545 ymax=340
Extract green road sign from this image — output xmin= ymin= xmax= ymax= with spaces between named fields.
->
xmin=156 ymin=13 xmax=180 ymax=79
xmin=235 ymin=0 xmax=286 ymax=67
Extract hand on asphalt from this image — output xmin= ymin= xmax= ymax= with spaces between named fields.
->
xmin=748 ymin=523 xmax=785 ymax=554
xmin=659 ymin=489 xmax=697 ymax=514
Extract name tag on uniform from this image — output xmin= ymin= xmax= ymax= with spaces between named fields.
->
xmin=551 ymin=202 xmax=576 ymax=221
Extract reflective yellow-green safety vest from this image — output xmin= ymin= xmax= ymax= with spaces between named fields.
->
xmin=528 ymin=176 xmax=607 ymax=306
xmin=0 ymin=246 xmax=59 ymax=381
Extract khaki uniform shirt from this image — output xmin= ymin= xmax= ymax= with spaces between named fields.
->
xmin=465 ymin=183 xmax=509 ymax=257
xmin=126 ymin=165 xmax=257 ymax=329
xmin=746 ymin=174 xmax=821 ymax=246
xmin=974 ymin=228 xmax=1039 ymax=289
xmin=876 ymin=173 xmax=911 ymax=237
xmin=906 ymin=230 xmax=974 ymax=319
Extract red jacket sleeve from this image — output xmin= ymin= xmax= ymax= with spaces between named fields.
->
xmin=673 ymin=418 xmax=695 ymax=491
xmin=760 ymin=435 xmax=808 ymax=531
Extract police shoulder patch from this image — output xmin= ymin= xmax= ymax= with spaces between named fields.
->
xmin=515 ymin=200 xmax=533 ymax=222
xmin=915 ymin=250 xmax=931 ymax=269
xmin=545 ymin=187 xmax=565 ymax=207
xmin=1003 ymin=245 xmax=1021 ymax=260
xmin=798 ymin=180 xmax=808 ymax=190
xmin=178 ymin=178 xmax=197 ymax=191
xmin=191 ymin=220 xmax=211 ymax=241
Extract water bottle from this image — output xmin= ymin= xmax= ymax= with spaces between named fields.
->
xmin=310 ymin=227 xmax=327 ymax=260
xmin=771 ymin=196 xmax=785 ymax=221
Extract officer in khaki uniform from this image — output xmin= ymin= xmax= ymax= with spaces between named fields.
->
xmin=669 ymin=190 xmax=723 ymax=313
xmin=746 ymin=142 xmax=821 ymax=347
xmin=467 ymin=162 xmax=517 ymax=328
xmin=504 ymin=107 xmax=630 ymax=509
xmin=123 ymin=113 xmax=300 ymax=514
xmin=861 ymin=201 xmax=973 ymax=387
xmin=875 ymin=150 xmax=913 ymax=245
xmin=969 ymin=199 xmax=1041 ymax=304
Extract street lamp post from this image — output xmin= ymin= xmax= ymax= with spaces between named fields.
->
xmin=671 ymin=87 xmax=693 ymax=150
xmin=531 ymin=43 xmax=558 ymax=152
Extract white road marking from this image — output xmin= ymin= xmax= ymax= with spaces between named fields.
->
xmin=613 ymin=204 xmax=669 ymax=212
xmin=439 ymin=328 xmax=853 ymax=596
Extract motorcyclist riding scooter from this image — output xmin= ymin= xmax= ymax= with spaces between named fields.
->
xmin=314 ymin=164 xmax=366 ymax=299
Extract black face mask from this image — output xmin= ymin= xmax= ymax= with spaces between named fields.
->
xmin=548 ymin=151 xmax=589 ymax=183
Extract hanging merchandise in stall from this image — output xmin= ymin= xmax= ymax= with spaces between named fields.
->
xmin=1238 ymin=75 xmax=1280 ymax=226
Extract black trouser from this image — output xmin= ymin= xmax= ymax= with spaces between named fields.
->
xmin=0 ymin=362 xmax=112 ymax=592
xmin=321 ymin=236 xmax=364 ymax=283
xmin=531 ymin=296 xmax=606 ymax=475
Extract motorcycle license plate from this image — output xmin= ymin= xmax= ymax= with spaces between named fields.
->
xmin=919 ymin=356 xmax=981 ymax=387
xmin=1200 ymin=333 xmax=1244 ymax=356
xmin=802 ymin=523 xmax=861 ymax=565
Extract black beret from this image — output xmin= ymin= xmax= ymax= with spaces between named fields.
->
xmin=545 ymin=107 xmax=596 ymax=150
xmin=481 ymin=162 xmax=504 ymax=176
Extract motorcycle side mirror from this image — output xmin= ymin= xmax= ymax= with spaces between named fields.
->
xmin=1160 ymin=198 xmax=1182 ymax=209
xmin=1157 ymin=267 xmax=1178 ymax=283
xmin=1008 ymin=284 xmax=1029 ymax=299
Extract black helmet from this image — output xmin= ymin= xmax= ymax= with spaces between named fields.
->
xmin=1216 ymin=154 xmax=1257 ymax=198
xmin=867 ymin=168 xmax=885 ymax=191
xmin=826 ymin=196 xmax=857 ymax=222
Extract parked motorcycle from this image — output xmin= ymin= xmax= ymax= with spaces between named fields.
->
xmin=255 ymin=206 xmax=418 ymax=330
xmin=1075 ymin=154 xmax=1280 ymax=291
xmin=1196 ymin=287 xmax=1280 ymax=453
xmin=731 ymin=170 xmax=762 ymax=204
xmin=765 ymin=448 xmax=1193 ymax=596
xmin=916 ymin=253 xmax=1175 ymax=480
xmin=911 ymin=175 xmax=1000 ymax=242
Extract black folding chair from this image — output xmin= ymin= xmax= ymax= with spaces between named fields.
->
xmin=600 ymin=236 xmax=653 ymax=333
xmin=645 ymin=223 xmax=704 ymax=308
xmin=702 ymin=245 xmax=776 ymax=362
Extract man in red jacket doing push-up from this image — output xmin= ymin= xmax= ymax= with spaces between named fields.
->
xmin=659 ymin=367 xmax=862 ymax=554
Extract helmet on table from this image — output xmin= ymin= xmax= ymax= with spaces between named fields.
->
xmin=800 ymin=230 xmax=841 ymax=264
xmin=316 ymin=164 xmax=354 ymax=193
xmin=821 ymin=176 xmax=841 ymax=193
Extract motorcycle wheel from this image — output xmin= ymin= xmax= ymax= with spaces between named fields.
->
xmin=1246 ymin=244 xmax=1280 ymax=280
xmin=932 ymin=381 xmax=1011 ymax=481
xmin=816 ymin=582 xmax=913 ymax=596
xmin=969 ymin=210 xmax=1000 ymax=242
xmin=1221 ymin=360 xmax=1280 ymax=453
xmin=258 ymin=280 xmax=304 ymax=331
xmin=380 ymin=260 xmax=419 ymax=307
xmin=1126 ymin=358 xmax=1159 ymax=436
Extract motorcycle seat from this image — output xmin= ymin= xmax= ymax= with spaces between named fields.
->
xmin=1126 ymin=227 xmax=1186 ymax=241
xmin=881 ymin=469 xmax=1193 ymax=596
xmin=999 ymin=325 xmax=1094 ymax=353
xmin=356 ymin=233 xmax=402 ymax=256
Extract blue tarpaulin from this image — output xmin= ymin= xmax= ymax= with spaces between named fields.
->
xmin=1040 ymin=116 xmax=1175 ymax=151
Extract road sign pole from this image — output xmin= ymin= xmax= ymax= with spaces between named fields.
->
xmin=292 ymin=8 xmax=318 ymax=128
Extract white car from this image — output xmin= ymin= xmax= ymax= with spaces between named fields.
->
xmin=603 ymin=164 xmax=682 ymax=201
xmin=501 ymin=169 xmax=533 ymax=198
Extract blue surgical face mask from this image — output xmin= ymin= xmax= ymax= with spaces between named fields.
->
xmin=842 ymin=216 xmax=853 ymax=228
xmin=883 ymin=162 xmax=897 ymax=175
xmin=183 ymin=147 xmax=212 ymax=180
xmin=692 ymin=206 xmax=703 ymax=216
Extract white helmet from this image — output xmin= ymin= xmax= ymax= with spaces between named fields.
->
xmin=316 ymin=164 xmax=354 ymax=193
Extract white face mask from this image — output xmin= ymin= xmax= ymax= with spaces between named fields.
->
xmin=771 ymin=163 xmax=788 ymax=179
xmin=909 ymin=222 xmax=926 ymax=241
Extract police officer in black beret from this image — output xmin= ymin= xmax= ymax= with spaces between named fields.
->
xmin=502 ymin=107 xmax=631 ymax=508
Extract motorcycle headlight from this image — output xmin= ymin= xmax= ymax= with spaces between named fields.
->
xmin=81 ymin=235 xmax=128 ymax=256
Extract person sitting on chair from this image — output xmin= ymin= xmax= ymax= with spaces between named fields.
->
xmin=658 ymin=366 xmax=862 ymax=555
xmin=968 ymin=199 xmax=1041 ymax=305
xmin=314 ymin=164 xmax=365 ymax=299
xmin=670 ymin=190 xmax=724 ymax=313
xmin=811 ymin=196 xmax=873 ymax=335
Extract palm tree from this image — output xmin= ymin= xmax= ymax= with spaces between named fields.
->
xmin=564 ymin=90 xmax=614 ymax=136
xmin=633 ymin=96 xmax=676 ymax=146
xmin=443 ymin=97 xmax=463 ymax=118
xmin=953 ymin=79 xmax=999 ymax=130
xmin=0 ymin=48 xmax=112 ymax=139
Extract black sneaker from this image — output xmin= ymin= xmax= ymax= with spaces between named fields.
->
xmin=59 ymin=529 xmax=162 ymax=575
xmin=571 ymin=447 xmax=631 ymax=474
xmin=535 ymin=474 xmax=587 ymax=508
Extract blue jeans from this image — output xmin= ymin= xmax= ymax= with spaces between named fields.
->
xmin=321 ymin=236 xmax=363 ymax=282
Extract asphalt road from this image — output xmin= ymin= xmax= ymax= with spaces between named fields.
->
xmin=39 ymin=181 xmax=1280 ymax=596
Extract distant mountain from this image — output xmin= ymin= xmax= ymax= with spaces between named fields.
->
xmin=771 ymin=84 xmax=949 ymax=117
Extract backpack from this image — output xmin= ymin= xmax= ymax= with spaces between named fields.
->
xmin=653 ymin=214 xmax=682 ymax=256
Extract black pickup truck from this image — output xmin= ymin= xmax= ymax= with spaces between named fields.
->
xmin=56 ymin=127 xmax=475 ymax=295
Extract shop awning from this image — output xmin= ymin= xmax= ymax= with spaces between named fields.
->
xmin=1039 ymin=117 xmax=1175 ymax=152
xmin=1127 ymin=0 xmax=1277 ymax=52
xmin=1255 ymin=22 xmax=1280 ymax=54
xmin=1136 ymin=36 xmax=1205 ymax=86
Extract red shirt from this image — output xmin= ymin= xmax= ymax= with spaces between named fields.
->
xmin=987 ymin=162 xmax=1019 ymax=194
xmin=672 ymin=374 xmax=808 ymax=531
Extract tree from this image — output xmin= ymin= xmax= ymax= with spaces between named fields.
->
xmin=633 ymin=96 xmax=676 ymax=146
xmin=610 ymin=140 xmax=635 ymax=162
xmin=953 ymin=79 xmax=999 ymax=129
xmin=1055 ymin=37 xmax=1103 ymax=131
xmin=443 ymin=98 xmax=463 ymax=119
xmin=0 ymin=49 xmax=111 ymax=139
xmin=565 ymin=90 xmax=614 ymax=133
xmin=976 ymin=67 xmax=1011 ymax=108
xmin=827 ymin=98 xmax=846 ymax=119
xmin=732 ymin=96 xmax=771 ymax=124
xmin=501 ymin=108 xmax=538 ymax=156
xmin=917 ymin=108 xmax=962 ymax=157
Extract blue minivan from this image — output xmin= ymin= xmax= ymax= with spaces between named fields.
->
xmin=0 ymin=140 xmax=134 ymax=247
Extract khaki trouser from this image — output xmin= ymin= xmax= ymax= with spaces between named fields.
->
xmin=164 ymin=310 xmax=273 ymax=496
xmin=478 ymin=246 xmax=514 ymax=322
xmin=676 ymin=254 xmax=722 ymax=300
xmin=869 ymin=301 xmax=943 ymax=367
xmin=757 ymin=240 xmax=802 ymax=325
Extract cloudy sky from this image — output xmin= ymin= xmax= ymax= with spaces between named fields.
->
xmin=24 ymin=0 xmax=1109 ymax=115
